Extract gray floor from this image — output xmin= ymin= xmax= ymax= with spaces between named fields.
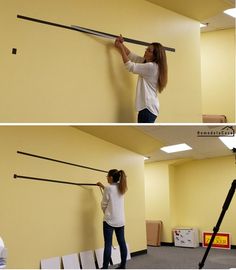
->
xmin=124 ymin=246 xmax=236 ymax=269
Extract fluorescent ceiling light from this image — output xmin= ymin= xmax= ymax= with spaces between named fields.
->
xmin=200 ymin=23 xmax=207 ymax=28
xmin=144 ymin=156 xmax=150 ymax=161
xmin=219 ymin=136 xmax=236 ymax=150
xmin=160 ymin=143 xmax=192 ymax=154
xmin=224 ymin=8 xmax=236 ymax=18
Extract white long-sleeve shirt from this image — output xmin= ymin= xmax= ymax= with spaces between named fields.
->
xmin=101 ymin=184 xmax=125 ymax=227
xmin=124 ymin=52 xmax=159 ymax=116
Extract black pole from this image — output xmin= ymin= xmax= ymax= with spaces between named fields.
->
xmin=198 ymin=179 xmax=236 ymax=269
xmin=17 ymin=14 xmax=176 ymax=52
xmin=17 ymin=151 xmax=108 ymax=173
xmin=14 ymin=174 xmax=98 ymax=187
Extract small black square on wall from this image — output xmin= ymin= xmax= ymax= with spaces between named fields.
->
xmin=12 ymin=48 xmax=17 ymax=54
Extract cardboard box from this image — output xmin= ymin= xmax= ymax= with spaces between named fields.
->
xmin=202 ymin=115 xmax=227 ymax=123
xmin=146 ymin=220 xmax=162 ymax=246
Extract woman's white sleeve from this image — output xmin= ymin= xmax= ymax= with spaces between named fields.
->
xmin=128 ymin=52 xmax=145 ymax=63
xmin=101 ymin=187 xmax=109 ymax=212
xmin=125 ymin=61 xmax=154 ymax=77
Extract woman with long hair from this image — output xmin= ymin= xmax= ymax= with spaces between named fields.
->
xmin=97 ymin=169 xmax=128 ymax=269
xmin=115 ymin=35 xmax=168 ymax=123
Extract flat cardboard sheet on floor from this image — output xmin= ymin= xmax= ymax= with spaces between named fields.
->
xmin=111 ymin=244 xmax=131 ymax=265
xmin=80 ymin=250 xmax=96 ymax=269
xmin=94 ymin=248 xmax=104 ymax=269
xmin=40 ymin=256 xmax=61 ymax=269
xmin=62 ymin=253 xmax=80 ymax=269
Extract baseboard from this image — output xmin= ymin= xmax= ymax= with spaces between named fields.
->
xmin=131 ymin=249 xmax=147 ymax=257
xmin=199 ymin=243 xmax=236 ymax=249
xmin=161 ymin=242 xmax=236 ymax=249
xmin=161 ymin=242 xmax=174 ymax=246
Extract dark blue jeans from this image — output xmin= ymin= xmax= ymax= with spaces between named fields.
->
xmin=102 ymin=221 xmax=127 ymax=269
xmin=138 ymin=108 xmax=157 ymax=123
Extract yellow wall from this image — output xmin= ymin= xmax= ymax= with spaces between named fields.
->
xmin=173 ymin=155 xmax=236 ymax=243
xmin=145 ymin=155 xmax=236 ymax=245
xmin=0 ymin=126 xmax=146 ymax=268
xmin=144 ymin=162 xmax=173 ymax=242
xmin=0 ymin=0 xmax=202 ymax=123
xmin=201 ymin=29 xmax=235 ymax=122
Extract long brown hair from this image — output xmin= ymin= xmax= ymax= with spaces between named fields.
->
xmin=108 ymin=169 xmax=127 ymax=195
xmin=151 ymin=42 xmax=168 ymax=93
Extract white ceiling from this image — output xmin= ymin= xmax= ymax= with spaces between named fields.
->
xmin=137 ymin=125 xmax=235 ymax=163
xmin=201 ymin=10 xmax=236 ymax=32
xmin=77 ymin=126 xmax=235 ymax=164
xmin=146 ymin=0 xmax=235 ymax=32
